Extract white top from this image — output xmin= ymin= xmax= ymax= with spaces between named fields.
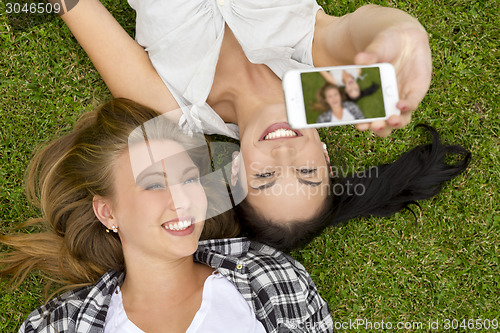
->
xmin=104 ymin=272 xmax=266 ymax=333
xmin=128 ymin=0 xmax=322 ymax=139
xmin=332 ymin=108 xmax=356 ymax=122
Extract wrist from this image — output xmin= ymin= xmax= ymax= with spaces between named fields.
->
xmin=351 ymin=5 xmax=427 ymax=46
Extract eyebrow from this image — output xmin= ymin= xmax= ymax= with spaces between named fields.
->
xmin=136 ymin=165 xmax=199 ymax=184
xmin=181 ymin=166 xmax=198 ymax=176
xmin=250 ymin=180 xmax=276 ymax=191
xmin=298 ymin=178 xmax=323 ymax=186
xmin=136 ymin=171 xmax=167 ymax=184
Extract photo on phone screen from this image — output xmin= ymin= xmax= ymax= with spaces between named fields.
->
xmin=301 ymin=67 xmax=385 ymax=125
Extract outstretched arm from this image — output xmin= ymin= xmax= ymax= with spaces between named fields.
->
xmin=319 ymin=71 xmax=338 ymax=85
xmin=53 ymin=0 xmax=179 ymax=113
xmin=313 ymin=5 xmax=432 ymax=136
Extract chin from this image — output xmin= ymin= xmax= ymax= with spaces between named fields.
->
xmin=174 ymin=241 xmax=200 ymax=258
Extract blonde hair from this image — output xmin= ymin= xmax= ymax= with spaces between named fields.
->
xmin=0 ymin=98 xmax=239 ymax=295
xmin=313 ymin=83 xmax=346 ymax=111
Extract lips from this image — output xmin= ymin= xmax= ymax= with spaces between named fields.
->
xmin=258 ymin=122 xmax=303 ymax=141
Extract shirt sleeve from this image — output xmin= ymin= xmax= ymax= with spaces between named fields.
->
xmin=316 ymin=110 xmax=332 ymax=123
xmin=291 ymin=259 xmax=334 ymax=332
xmin=19 ymin=302 xmax=76 ymax=333
xmin=18 ymin=288 xmax=92 ymax=333
xmin=344 ymin=102 xmax=365 ymax=120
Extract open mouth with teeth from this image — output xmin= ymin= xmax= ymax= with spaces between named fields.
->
xmin=162 ymin=218 xmax=194 ymax=232
xmin=259 ymin=122 xmax=302 ymax=141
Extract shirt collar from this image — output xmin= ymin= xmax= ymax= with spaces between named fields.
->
xmin=197 ymin=237 xmax=250 ymax=256
xmin=194 ymin=237 xmax=251 ymax=272
xmin=70 ymin=270 xmax=123 ymax=331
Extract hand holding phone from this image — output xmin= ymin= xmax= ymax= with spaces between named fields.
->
xmin=354 ymin=24 xmax=432 ymax=135
xmin=283 ymin=63 xmax=399 ymax=130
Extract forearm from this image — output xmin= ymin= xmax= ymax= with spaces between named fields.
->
xmin=319 ymin=71 xmax=337 ymax=85
xmin=53 ymin=0 xmax=179 ymax=113
xmin=314 ymin=5 xmax=426 ymax=66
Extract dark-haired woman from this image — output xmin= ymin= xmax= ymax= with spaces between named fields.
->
xmin=236 ymin=124 xmax=470 ymax=250
xmin=48 ymin=0 xmax=434 ymax=233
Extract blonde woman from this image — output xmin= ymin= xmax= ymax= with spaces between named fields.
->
xmin=1 ymin=99 xmax=333 ymax=332
xmin=315 ymin=83 xmax=365 ymax=123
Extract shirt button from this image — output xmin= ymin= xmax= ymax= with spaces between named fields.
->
xmin=218 ymin=0 xmax=224 ymax=6
xmin=236 ymin=264 xmax=243 ymax=269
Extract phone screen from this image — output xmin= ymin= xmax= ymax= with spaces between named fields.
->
xmin=301 ymin=67 xmax=385 ymax=125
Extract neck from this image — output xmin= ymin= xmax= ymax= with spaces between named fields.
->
xmin=119 ymin=255 xmax=213 ymax=332
xmin=121 ymin=256 xmax=201 ymax=303
xmin=208 ymin=25 xmax=285 ymax=137
xmin=233 ymin=80 xmax=285 ymax=136
xmin=331 ymin=104 xmax=343 ymax=118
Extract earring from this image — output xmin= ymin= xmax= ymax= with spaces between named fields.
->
xmin=322 ymin=143 xmax=327 ymax=150
xmin=106 ymin=225 xmax=118 ymax=233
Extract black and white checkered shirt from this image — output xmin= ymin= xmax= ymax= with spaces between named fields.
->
xmin=20 ymin=238 xmax=333 ymax=332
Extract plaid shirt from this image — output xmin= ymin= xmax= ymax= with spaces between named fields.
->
xmin=19 ymin=238 xmax=333 ymax=333
xmin=316 ymin=102 xmax=365 ymax=123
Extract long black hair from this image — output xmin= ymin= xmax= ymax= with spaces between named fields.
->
xmin=236 ymin=125 xmax=471 ymax=252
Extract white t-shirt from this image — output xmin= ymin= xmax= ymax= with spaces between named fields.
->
xmin=128 ymin=0 xmax=322 ymax=139
xmin=104 ymin=272 xmax=266 ymax=333
xmin=332 ymin=108 xmax=356 ymax=122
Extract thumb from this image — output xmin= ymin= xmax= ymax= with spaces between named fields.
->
xmin=354 ymin=29 xmax=401 ymax=66
xmin=354 ymin=38 xmax=385 ymax=65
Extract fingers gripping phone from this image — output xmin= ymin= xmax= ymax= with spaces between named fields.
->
xmin=283 ymin=63 xmax=399 ymax=129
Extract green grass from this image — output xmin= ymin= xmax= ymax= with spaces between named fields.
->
xmin=1 ymin=0 xmax=499 ymax=332
xmin=355 ymin=67 xmax=385 ymax=118
xmin=303 ymin=71 xmax=327 ymax=123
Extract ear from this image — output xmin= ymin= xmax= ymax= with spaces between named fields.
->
xmin=92 ymin=195 xmax=116 ymax=229
xmin=231 ymin=151 xmax=241 ymax=187
xmin=322 ymin=142 xmax=334 ymax=178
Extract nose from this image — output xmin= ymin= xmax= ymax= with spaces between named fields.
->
xmin=271 ymin=144 xmax=297 ymax=160
xmin=166 ymin=183 xmax=192 ymax=212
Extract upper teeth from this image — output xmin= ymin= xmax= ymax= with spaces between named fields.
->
xmin=264 ymin=128 xmax=297 ymax=140
xmin=164 ymin=219 xmax=192 ymax=231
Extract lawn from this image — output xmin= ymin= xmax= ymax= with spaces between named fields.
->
xmin=1 ymin=0 xmax=499 ymax=332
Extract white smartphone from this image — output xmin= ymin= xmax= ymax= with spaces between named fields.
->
xmin=283 ymin=63 xmax=399 ymax=129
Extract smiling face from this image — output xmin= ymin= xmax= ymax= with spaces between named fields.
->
xmin=106 ymin=140 xmax=207 ymax=264
xmin=342 ymin=71 xmax=360 ymax=99
xmin=238 ymin=104 xmax=330 ymax=223
xmin=324 ymin=86 xmax=342 ymax=109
